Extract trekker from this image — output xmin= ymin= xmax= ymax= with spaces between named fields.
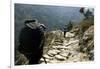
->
xmin=63 ymin=25 xmax=67 ymax=38
xmin=79 ymin=7 xmax=94 ymax=19
xmin=18 ymin=19 xmax=46 ymax=64
xmin=63 ymin=21 xmax=73 ymax=38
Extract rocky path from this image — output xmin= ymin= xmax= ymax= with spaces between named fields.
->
xmin=15 ymin=26 xmax=93 ymax=65
xmin=40 ymin=32 xmax=88 ymax=64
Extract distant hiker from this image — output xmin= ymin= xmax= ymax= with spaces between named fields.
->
xmin=63 ymin=21 xmax=73 ymax=38
xmin=63 ymin=25 xmax=67 ymax=38
xmin=79 ymin=7 xmax=94 ymax=19
xmin=18 ymin=19 xmax=46 ymax=64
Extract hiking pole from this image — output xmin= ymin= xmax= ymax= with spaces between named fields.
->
xmin=42 ymin=56 xmax=47 ymax=64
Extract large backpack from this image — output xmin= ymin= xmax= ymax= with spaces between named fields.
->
xmin=18 ymin=20 xmax=45 ymax=64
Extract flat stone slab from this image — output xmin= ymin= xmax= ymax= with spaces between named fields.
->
xmin=65 ymin=32 xmax=75 ymax=38
xmin=60 ymin=52 xmax=69 ymax=57
xmin=52 ymin=46 xmax=69 ymax=49
xmin=47 ymin=49 xmax=61 ymax=56
xmin=55 ymin=55 xmax=66 ymax=61
xmin=43 ymin=54 xmax=53 ymax=60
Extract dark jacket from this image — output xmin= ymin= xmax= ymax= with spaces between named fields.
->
xmin=18 ymin=26 xmax=44 ymax=56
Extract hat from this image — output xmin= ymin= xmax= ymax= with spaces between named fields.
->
xmin=24 ymin=19 xmax=39 ymax=29
xmin=25 ymin=19 xmax=38 ymax=24
xmin=79 ymin=7 xmax=84 ymax=13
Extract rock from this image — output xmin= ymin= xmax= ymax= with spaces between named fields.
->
xmin=55 ymin=55 xmax=66 ymax=61
xmin=53 ymin=42 xmax=63 ymax=46
xmin=63 ymin=40 xmax=69 ymax=46
xmin=60 ymin=52 xmax=69 ymax=57
xmin=48 ymin=30 xmax=63 ymax=40
xmin=67 ymin=53 xmax=80 ymax=62
xmin=65 ymin=40 xmax=79 ymax=47
xmin=80 ymin=26 xmax=94 ymax=60
xmin=68 ymin=43 xmax=79 ymax=51
xmin=40 ymin=58 xmax=44 ymax=62
xmin=47 ymin=53 xmax=54 ymax=57
xmin=44 ymin=30 xmax=63 ymax=52
xmin=48 ymin=59 xmax=58 ymax=63
xmin=43 ymin=54 xmax=53 ymax=60
xmin=52 ymin=46 xmax=69 ymax=49
xmin=83 ymin=26 xmax=94 ymax=40
xmin=40 ymin=58 xmax=50 ymax=63
xmin=40 ymin=62 xmax=46 ymax=64
xmin=47 ymin=49 xmax=61 ymax=56
xmin=69 ymin=38 xmax=75 ymax=42
xmin=48 ymin=49 xmax=60 ymax=55
xmin=71 ymin=28 xmax=79 ymax=33
xmin=78 ymin=53 xmax=89 ymax=61
xmin=52 ymin=45 xmax=62 ymax=49
xmin=89 ymin=50 xmax=94 ymax=60
xmin=65 ymin=32 xmax=75 ymax=38
xmin=67 ymin=52 xmax=89 ymax=62
xmin=15 ymin=53 xmax=29 ymax=65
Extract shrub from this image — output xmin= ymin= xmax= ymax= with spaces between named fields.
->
xmin=79 ymin=16 xmax=94 ymax=33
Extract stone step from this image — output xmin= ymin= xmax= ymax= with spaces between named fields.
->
xmin=43 ymin=54 xmax=53 ymax=60
xmin=55 ymin=55 xmax=66 ymax=61
xmin=59 ymin=52 xmax=69 ymax=57
xmin=47 ymin=49 xmax=61 ymax=57
xmin=64 ymin=40 xmax=79 ymax=46
xmin=52 ymin=46 xmax=69 ymax=49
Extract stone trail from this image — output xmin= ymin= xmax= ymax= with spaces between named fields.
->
xmin=40 ymin=32 xmax=88 ymax=64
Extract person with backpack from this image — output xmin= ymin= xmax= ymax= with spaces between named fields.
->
xmin=18 ymin=19 xmax=46 ymax=64
xmin=79 ymin=7 xmax=94 ymax=19
xmin=63 ymin=21 xmax=73 ymax=38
